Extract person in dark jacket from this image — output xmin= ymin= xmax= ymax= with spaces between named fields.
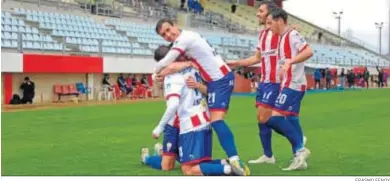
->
xmin=347 ymin=70 xmax=355 ymax=88
xmin=314 ymin=69 xmax=322 ymax=89
xmin=363 ymin=67 xmax=370 ymax=89
xmin=376 ymin=66 xmax=384 ymax=88
xmin=339 ymin=68 xmax=345 ymax=89
xmin=20 ymin=76 xmax=35 ymax=104
xmin=325 ymin=68 xmax=332 ymax=90
xmin=117 ymin=73 xmax=132 ymax=95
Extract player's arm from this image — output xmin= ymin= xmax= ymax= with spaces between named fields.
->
xmin=194 ymin=82 xmax=207 ymax=95
xmin=152 ymin=95 xmax=180 ymax=138
xmin=230 ymin=50 xmax=261 ymax=68
xmin=286 ymin=31 xmax=313 ymax=65
xmin=159 ymin=61 xmax=194 ymax=77
xmin=154 ymin=50 xmax=181 ymax=73
xmin=152 ymin=80 xmax=183 ymax=138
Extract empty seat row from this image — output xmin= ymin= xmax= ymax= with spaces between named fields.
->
xmin=41 ymin=23 xmax=116 ymax=34
xmin=2 ymin=25 xmax=39 ymax=34
xmin=1 ymin=40 xmax=63 ymax=50
xmin=226 ymin=54 xmax=239 ymax=59
xmin=1 ymin=32 xmax=19 ymax=40
xmin=118 ymin=26 xmax=155 ymax=33
xmin=1 ymin=39 xmax=18 ymax=48
xmin=21 ymin=33 xmax=54 ymax=42
xmin=79 ymin=45 xmax=153 ymax=55
xmin=52 ymin=30 xmax=127 ymax=41
xmin=137 ymin=38 xmax=166 ymax=44
xmin=27 ymin=16 xmax=104 ymax=28
xmin=1 ymin=11 xmax=11 ymax=17
xmin=22 ymin=41 xmax=63 ymax=50
xmin=126 ymin=32 xmax=162 ymax=40
xmin=14 ymin=8 xmax=92 ymax=22
xmin=1 ymin=18 xmax=25 ymax=26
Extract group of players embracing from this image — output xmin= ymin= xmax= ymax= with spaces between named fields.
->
xmin=141 ymin=1 xmax=313 ymax=176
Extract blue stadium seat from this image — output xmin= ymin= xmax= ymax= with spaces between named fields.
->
xmin=26 ymin=33 xmax=33 ymax=41
xmin=11 ymin=32 xmax=18 ymax=40
xmin=52 ymin=43 xmax=59 ymax=50
xmin=11 ymin=40 xmax=17 ymax=48
xmin=32 ymin=42 xmax=41 ymax=49
xmin=3 ymin=32 xmax=11 ymax=39
xmin=2 ymin=40 xmax=12 ymax=47
xmin=24 ymin=41 xmax=32 ymax=49
xmin=33 ymin=34 xmax=40 ymax=41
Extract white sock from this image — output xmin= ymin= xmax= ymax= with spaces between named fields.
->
xmin=223 ymin=165 xmax=232 ymax=174
xmin=229 ymin=155 xmax=240 ymax=162
xmin=221 ymin=159 xmax=228 ymax=165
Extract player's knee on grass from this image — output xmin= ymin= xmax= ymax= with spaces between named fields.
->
xmin=181 ymin=164 xmax=202 ymax=176
xmin=161 ymin=156 xmax=176 ymax=171
xmin=210 ymin=110 xmax=226 ymax=122
xmin=257 ymin=107 xmax=272 ymax=123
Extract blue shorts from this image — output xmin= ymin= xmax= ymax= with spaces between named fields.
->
xmin=178 ymin=127 xmax=213 ymax=165
xmin=207 ymin=72 xmax=234 ymax=111
xmin=256 ymin=82 xmax=280 ymax=108
xmin=162 ymin=124 xmax=179 ymax=157
xmin=274 ymin=87 xmax=305 ymax=116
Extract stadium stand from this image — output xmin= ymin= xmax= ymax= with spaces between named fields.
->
xmin=2 ymin=7 xmax=388 ymax=67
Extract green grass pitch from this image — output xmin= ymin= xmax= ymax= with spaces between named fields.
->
xmin=2 ymin=89 xmax=390 ymax=176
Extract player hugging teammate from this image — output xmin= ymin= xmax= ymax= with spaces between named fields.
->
xmin=141 ymin=44 xmax=245 ymax=176
xmin=141 ymin=3 xmax=313 ymax=174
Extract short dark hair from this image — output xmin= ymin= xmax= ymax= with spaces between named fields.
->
xmin=269 ymin=8 xmax=288 ymax=23
xmin=258 ymin=1 xmax=278 ymax=11
xmin=154 ymin=45 xmax=171 ymax=62
xmin=155 ymin=18 xmax=175 ymax=34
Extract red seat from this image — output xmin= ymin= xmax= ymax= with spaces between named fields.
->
xmin=68 ymin=84 xmax=78 ymax=94
xmin=62 ymin=85 xmax=70 ymax=94
xmin=54 ymin=84 xmax=62 ymax=94
xmin=113 ymin=84 xmax=122 ymax=99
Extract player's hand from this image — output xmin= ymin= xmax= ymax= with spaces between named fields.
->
xmin=155 ymin=73 xmax=164 ymax=83
xmin=186 ymin=76 xmax=198 ymax=89
xmin=152 ymin=133 xmax=159 ymax=139
xmin=279 ymin=59 xmax=292 ymax=78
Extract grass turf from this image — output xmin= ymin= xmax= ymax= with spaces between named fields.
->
xmin=2 ymin=89 xmax=390 ymax=176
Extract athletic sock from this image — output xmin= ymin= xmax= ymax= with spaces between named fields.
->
xmin=266 ymin=116 xmax=303 ymax=154
xmin=199 ymin=162 xmax=228 ymax=176
xmin=211 ymin=120 xmax=239 ymax=159
xmin=258 ymin=123 xmax=273 ymax=157
xmin=144 ymin=156 xmax=162 ymax=170
xmin=287 ymin=116 xmax=303 ymax=143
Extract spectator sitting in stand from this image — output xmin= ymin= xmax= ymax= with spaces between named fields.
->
xmin=117 ymin=73 xmax=132 ymax=95
xmin=102 ymin=74 xmax=114 ymax=91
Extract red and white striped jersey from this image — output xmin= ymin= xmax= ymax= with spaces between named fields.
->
xmin=257 ymin=28 xmax=280 ymax=83
xmin=277 ymin=29 xmax=309 ymax=91
xmin=166 ymin=114 xmax=180 ymax=128
xmin=163 ymin=67 xmax=211 ymax=134
xmin=171 ymin=30 xmax=231 ymax=82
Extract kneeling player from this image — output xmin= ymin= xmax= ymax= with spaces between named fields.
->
xmin=147 ymin=45 xmax=244 ymax=176
xmin=141 ymin=114 xmax=179 ymax=171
